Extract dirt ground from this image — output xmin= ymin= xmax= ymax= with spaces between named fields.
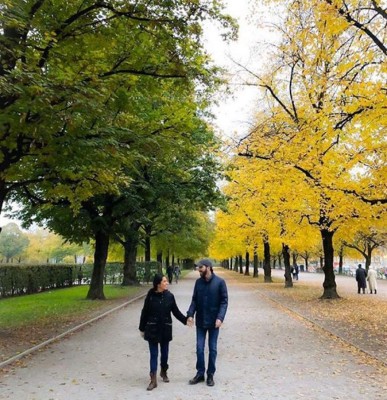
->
xmin=0 ymin=268 xmax=386 ymax=400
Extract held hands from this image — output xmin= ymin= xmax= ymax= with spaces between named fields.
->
xmin=215 ymin=319 xmax=222 ymax=329
xmin=186 ymin=317 xmax=222 ymax=328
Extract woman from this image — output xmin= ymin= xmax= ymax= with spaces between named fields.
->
xmin=139 ymin=273 xmax=187 ymax=390
xmin=367 ymin=267 xmax=378 ymax=294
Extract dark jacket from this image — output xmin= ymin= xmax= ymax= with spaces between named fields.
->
xmin=139 ymin=289 xmax=187 ymax=343
xmin=355 ymin=267 xmax=367 ymax=288
xmin=187 ymin=273 xmax=228 ymax=328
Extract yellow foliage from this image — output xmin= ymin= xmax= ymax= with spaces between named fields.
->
xmin=211 ymin=0 xmax=386 ymax=261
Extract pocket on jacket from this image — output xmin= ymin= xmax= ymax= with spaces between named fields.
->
xmin=163 ymin=322 xmax=172 ymax=341
xmin=144 ymin=322 xmax=158 ymax=342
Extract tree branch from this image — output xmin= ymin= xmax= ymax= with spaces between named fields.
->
xmin=324 ymin=0 xmax=387 ymax=55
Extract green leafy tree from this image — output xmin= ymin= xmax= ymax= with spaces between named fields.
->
xmin=0 ymin=222 xmax=29 ymax=262
xmin=0 ymin=0 xmax=237 ymax=230
xmin=3 ymin=1 xmax=236 ymax=299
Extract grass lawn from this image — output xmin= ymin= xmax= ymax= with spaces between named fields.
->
xmin=0 ymin=273 xmax=194 ymax=363
xmin=0 ymin=285 xmax=145 ymax=329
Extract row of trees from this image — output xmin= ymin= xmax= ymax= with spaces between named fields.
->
xmin=211 ymin=0 xmax=386 ymax=298
xmin=0 ymin=220 xmax=213 ymax=267
xmin=0 ymin=1 xmax=237 ymax=299
xmin=0 ymin=223 xmax=91 ymax=264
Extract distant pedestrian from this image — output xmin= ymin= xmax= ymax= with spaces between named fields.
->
xmin=367 ymin=267 xmax=377 ymax=294
xmin=173 ymin=264 xmax=181 ymax=283
xmin=187 ymin=258 xmax=228 ymax=387
xmin=166 ymin=265 xmax=174 ymax=284
xmin=294 ymin=264 xmax=299 ymax=280
xmin=139 ymin=274 xmax=188 ymax=391
xmin=355 ymin=264 xmax=367 ymax=294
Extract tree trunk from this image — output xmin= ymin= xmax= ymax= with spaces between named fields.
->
xmin=0 ymin=179 xmax=8 ymax=234
xmin=87 ymin=230 xmax=109 ymax=300
xmin=278 ymin=254 xmax=282 ymax=269
xmin=166 ymin=250 xmax=170 ymax=269
xmin=338 ymin=244 xmax=344 ymax=274
xmin=320 ymin=229 xmax=340 ymax=299
xmin=157 ymin=251 xmax=163 ymax=273
xmin=144 ymin=224 xmax=152 ymax=262
xmin=121 ymin=223 xmax=140 ymax=286
xmin=234 ymin=256 xmax=238 ymax=272
xmin=292 ymin=252 xmax=297 ymax=269
xmin=302 ymin=253 xmax=309 ymax=272
xmin=244 ymin=251 xmax=250 ymax=276
xmin=122 ymin=242 xmax=137 ymax=285
xmin=238 ymin=255 xmax=243 ymax=274
xmin=263 ymin=239 xmax=272 ymax=282
xmin=365 ymin=243 xmax=372 ymax=270
xmin=253 ymin=250 xmax=259 ymax=278
xmin=282 ymin=243 xmax=293 ymax=288
xmin=229 ymin=257 xmax=233 ymax=271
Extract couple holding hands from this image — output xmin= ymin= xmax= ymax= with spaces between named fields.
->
xmin=139 ymin=258 xmax=228 ymax=391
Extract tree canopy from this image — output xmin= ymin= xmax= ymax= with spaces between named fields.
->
xmin=210 ymin=0 xmax=386 ymax=298
xmin=1 ymin=0 xmax=237 ymax=298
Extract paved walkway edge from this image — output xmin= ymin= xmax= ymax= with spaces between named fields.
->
xmin=0 ymin=293 xmax=147 ymax=370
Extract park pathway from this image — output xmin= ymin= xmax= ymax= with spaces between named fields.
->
xmin=0 ymin=269 xmax=386 ymax=400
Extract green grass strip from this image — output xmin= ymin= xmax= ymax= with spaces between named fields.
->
xmin=0 ymin=285 xmax=143 ymax=329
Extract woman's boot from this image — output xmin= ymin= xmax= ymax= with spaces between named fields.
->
xmin=147 ymin=372 xmax=157 ymax=390
xmin=160 ymin=367 xmax=170 ymax=382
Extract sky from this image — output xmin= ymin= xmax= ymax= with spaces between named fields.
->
xmin=202 ymin=0 xmax=276 ymax=144
xmin=203 ymin=0 xmax=259 ymax=142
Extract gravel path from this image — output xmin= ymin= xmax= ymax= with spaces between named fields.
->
xmin=0 ymin=269 xmax=386 ymax=400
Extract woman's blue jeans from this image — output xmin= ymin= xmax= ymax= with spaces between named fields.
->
xmin=148 ymin=341 xmax=169 ymax=373
xmin=196 ymin=327 xmax=219 ymax=376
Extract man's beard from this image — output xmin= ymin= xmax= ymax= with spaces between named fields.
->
xmin=200 ymin=268 xmax=207 ymax=279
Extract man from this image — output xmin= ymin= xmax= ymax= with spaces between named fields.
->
xmin=187 ymin=258 xmax=228 ymax=387
xmin=355 ymin=264 xmax=367 ymax=294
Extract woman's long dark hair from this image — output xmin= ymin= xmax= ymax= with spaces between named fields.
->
xmin=152 ymin=273 xmax=164 ymax=290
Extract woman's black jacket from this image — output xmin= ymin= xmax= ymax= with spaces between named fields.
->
xmin=139 ymin=289 xmax=187 ymax=343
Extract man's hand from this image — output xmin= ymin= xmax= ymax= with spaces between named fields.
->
xmin=187 ymin=317 xmax=194 ymax=327
xmin=140 ymin=331 xmax=144 ymax=338
xmin=215 ymin=319 xmax=222 ymax=328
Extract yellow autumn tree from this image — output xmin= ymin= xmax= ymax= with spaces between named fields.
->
xmin=233 ymin=0 xmax=386 ymax=298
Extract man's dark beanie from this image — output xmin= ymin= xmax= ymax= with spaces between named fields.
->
xmin=197 ymin=258 xmax=213 ymax=269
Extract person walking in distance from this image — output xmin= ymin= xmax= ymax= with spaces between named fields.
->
xmin=166 ymin=264 xmax=174 ymax=284
xmin=367 ymin=266 xmax=378 ymax=294
xmin=139 ymin=274 xmax=188 ymax=391
xmin=355 ymin=264 xmax=367 ymax=294
xmin=173 ymin=264 xmax=181 ymax=283
xmin=187 ymin=259 xmax=228 ymax=387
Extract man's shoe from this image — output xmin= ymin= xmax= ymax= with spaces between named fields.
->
xmin=189 ymin=374 xmax=205 ymax=384
xmin=206 ymin=374 xmax=215 ymax=386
